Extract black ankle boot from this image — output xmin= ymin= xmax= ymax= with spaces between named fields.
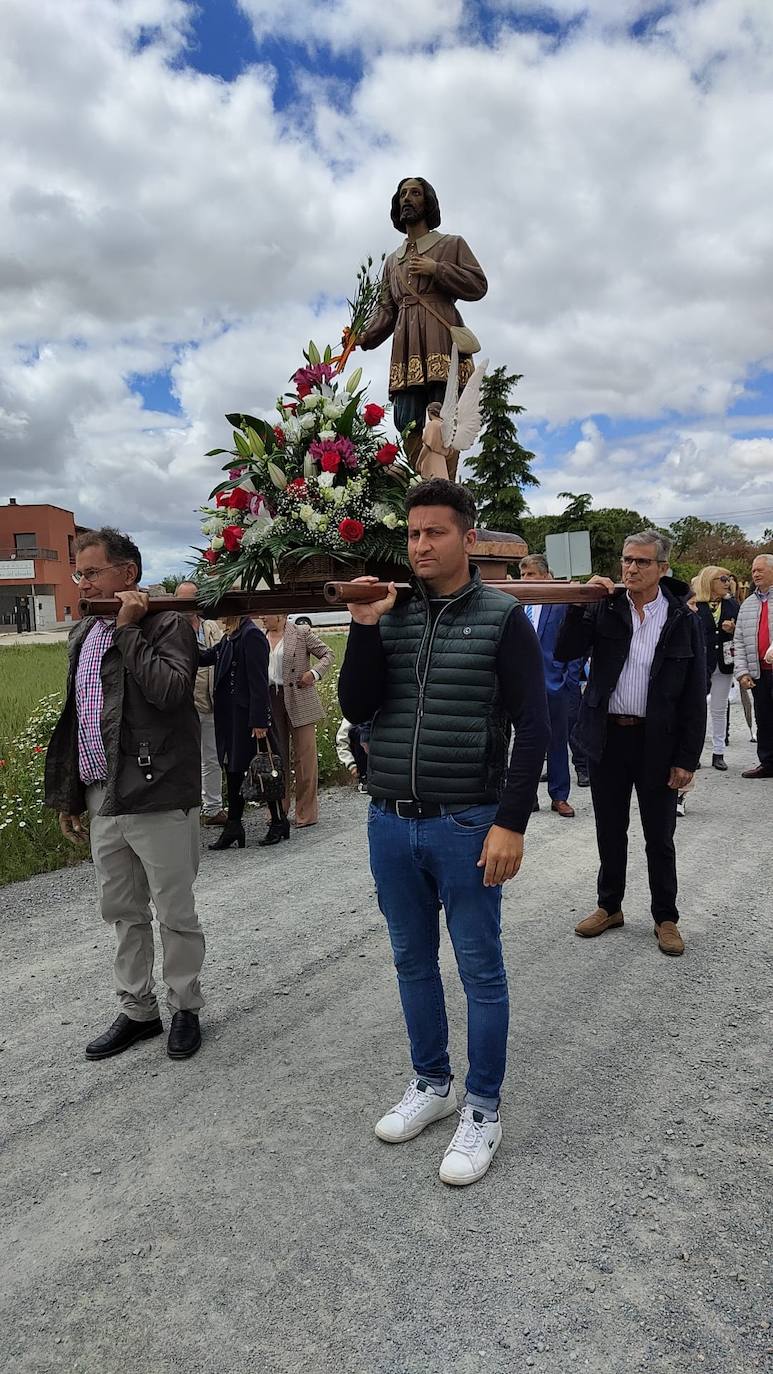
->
xmin=208 ymin=822 xmax=246 ymax=850
xmin=258 ymin=816 xmax=290 ymax=847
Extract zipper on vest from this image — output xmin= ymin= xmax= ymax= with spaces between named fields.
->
xmin=410 ymin=584 xmax=476 ymax=800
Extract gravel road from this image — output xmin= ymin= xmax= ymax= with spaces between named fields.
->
xmin=1 ymin=705 xmax=770 ymax=1374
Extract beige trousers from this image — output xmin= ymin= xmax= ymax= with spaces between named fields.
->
xmin=87 ymin=786 xmax=205 ymax=1021
xmin=270 ymin=686 xmax=319 ymax=825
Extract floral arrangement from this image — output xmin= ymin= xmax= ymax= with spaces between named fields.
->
xmin=194 ymin=339 xmax=415 ymax=597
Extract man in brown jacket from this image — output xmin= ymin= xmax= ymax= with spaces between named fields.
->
xmin=45 ymin=529 xmax=205 ymax=1061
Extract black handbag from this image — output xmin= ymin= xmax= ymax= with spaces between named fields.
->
xmin=241 ymin=740 xmax=285 ymax=803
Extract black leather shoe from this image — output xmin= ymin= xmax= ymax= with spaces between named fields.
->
xmin=531 ymin=797 xmax=540 ymax=813
xmin=575 ymin=770 xmax=590 ymax=787
xmin=85 ymin=1013 xmax=163 ymax=1061
xmin=167 ymin=1010 xmax=201 ymax=1060
xmin=712 ymin=754 xmax=728 ymax=771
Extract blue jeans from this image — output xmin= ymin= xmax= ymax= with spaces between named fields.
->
xmin=368 ymin=801 xmax=509 ymax=1112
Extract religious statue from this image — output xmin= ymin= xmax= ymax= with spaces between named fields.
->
xmin=356 ymin=177 xmax=487 ymax=467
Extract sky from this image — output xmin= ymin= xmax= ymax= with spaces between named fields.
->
xmin=1 ymin=0 xmax=773 ymax=580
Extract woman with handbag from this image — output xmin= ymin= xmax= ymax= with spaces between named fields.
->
xmin=692 ymin=566 xmax=740 ymax=771
xmin=259 ymin=614 xmax=334 ymax=828
xmin=199 ymin=615 xmax=287 ymax=850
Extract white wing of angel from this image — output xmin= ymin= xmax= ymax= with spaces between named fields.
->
xmin=440 ymin=345 xmax=489 ymax=451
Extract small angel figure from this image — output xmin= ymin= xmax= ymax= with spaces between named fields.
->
xmin=415 ymin=344 xmax=489 ymax=482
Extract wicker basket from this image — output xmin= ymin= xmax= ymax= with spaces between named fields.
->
xmin=277 ymin=552 xmax=406 ymax=589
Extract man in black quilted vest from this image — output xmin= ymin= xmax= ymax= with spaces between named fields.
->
xmin=339 ymin=479 xmax=549 ymax=1186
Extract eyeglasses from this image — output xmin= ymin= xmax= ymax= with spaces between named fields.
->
xmin=621 ymin=555 xmax=657 ymax=569
xmin=71 ymin=562 xmax=129 ymax=586
xmin=716 ymin=576 xmax=731 ymax=583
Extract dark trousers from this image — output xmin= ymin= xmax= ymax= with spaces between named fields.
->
xmin=546 ymin=688 xmax=571 ymax=801
xmin=752 ymin=672 xmax=773 ymax=768
xmin=589 ymin=722 xmax=679 ymax=924
xmin=348 ymin=726 xmax=369 ymax=782
xmin=568 ymin=682 xmax=587 ymax=773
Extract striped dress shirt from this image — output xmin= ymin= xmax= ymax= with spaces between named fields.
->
xmin=609 ymin=589 xmax=668 ymax=717
xmin=76 ymin=620 xmax=115 ymax=784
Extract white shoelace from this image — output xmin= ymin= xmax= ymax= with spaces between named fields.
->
xmin=447 ymin=1106 xmax=489 ymax=1156
xmin=393 ymin=1078 xmax=433 ymax=1121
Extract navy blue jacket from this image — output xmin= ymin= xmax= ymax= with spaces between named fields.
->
xmin=532 ymin=601 xmax=581 ymax=695
xmin=555 ymin=577 xmax=707 ymax=783
xmin=200 ymin=618 xmax=270 ymax=774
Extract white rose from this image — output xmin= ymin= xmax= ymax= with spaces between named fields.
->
xmin=302 ymin=394 xmax=324 ymax=410
xmin=381 ymin=511 xmax=398 ymax=530
xmin=211 ymin=535 xmax=225 ymax=551
xmin=318 ymin=429 xmax=336 ymax=442
xmin=318 ymin=471 xmax=335 ymax=488
xmin=299 ymin=413 xmax=316 ymax=431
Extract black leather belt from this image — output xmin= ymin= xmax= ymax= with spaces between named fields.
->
xmin=608 ymin=714 xmax=645 ymax=727
xmin=384 ymin=799 xmax=443 ymax=819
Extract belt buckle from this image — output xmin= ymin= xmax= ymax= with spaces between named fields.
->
xmin=395 ymin=800 xmax=416 ymax=819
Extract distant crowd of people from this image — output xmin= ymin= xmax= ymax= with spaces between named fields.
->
xmin=42 ymin=503 xmax=771 ymax=1187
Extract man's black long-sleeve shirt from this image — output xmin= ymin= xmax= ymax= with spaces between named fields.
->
xmin=338 ymin=603 xmax=550 ymax=834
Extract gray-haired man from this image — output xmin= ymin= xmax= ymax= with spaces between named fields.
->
xmin=556 ymin=531 xmax=706 ymax=956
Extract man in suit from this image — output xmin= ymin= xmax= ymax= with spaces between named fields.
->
xmin=555 ymin=531 xmax=706 ymax=957
xmin=519 ymin=554 xmax=577 ymax=818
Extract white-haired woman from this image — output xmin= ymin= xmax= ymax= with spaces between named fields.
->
xmin=692 ymin=565 xmax=739 ymax=770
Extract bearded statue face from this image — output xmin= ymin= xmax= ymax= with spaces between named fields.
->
xmin=390 ymin=177 xmax=441 ymax=232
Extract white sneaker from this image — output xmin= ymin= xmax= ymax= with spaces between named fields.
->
xmin=374 ymin=1077 xmax=457 ymax=1143
xmin=676 ymin=794 xmax=686 ymax=818
xmin=438 ymin=1105 xmax=502 ymax=1186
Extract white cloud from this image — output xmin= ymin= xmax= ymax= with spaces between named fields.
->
xmin=2 ymin=0 xmax=773 ymax=576
xmin=238 ymin=0 xmax=464 ymax=52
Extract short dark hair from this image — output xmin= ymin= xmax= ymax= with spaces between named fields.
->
xmin=75 ymin=527 xmax=142 ymax=583
xmin=390 ymin=177 xmax=441 ymax=232
xmin=405 ymin=479 xmax=476 ymax=533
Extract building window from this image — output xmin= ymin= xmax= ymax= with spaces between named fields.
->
xmin=14 ymin=533 xmax=37 ymax=552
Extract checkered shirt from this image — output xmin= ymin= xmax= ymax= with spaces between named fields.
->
xmin=76 ymin=620 xmax=115 ymax=784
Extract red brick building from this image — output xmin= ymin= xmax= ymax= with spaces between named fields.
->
xmin=0 ymin=500 xmax=84 ymax=628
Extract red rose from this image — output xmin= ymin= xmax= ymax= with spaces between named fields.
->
xmin=215 ymin=492 xmax=228 ymax=507
xmin=339 ymin=518 xmax=365 ymax=543
xmin=321 ymin=450 xmax=342 ymax=472
xmin=295 ymin=380 xmax=311 ymax=398
xmin=228 ymin=486 xmax=251 ymax=510
xmin=203 ymin=548 xmax=219 ymax=564
xmin=363 ymin=403 xmax=385 ymax=427
xmin=273 ymin=425 xmax=286 ymax=448
xmin=375 ymin=442 xmax=399 ymax=465
xmin=222 ymin=525 xmax=244 ymax=553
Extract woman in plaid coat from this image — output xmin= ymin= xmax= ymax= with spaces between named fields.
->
xmin=259 ymin=615 xmax=334 ymax=829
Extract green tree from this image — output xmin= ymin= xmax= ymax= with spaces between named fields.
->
xmin=518 ymin=493 xmax=652 ymax=578
xmin=160 ymin=572 xmax=194 ymax=594
xmin=465 ymin=367 xmax=539 ymax=529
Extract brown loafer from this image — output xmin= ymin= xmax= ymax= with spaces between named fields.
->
xmin=202 ymin=810 xmax=228 ymax=826
xmin=575 ymin=907 xmax=624 ymax=937
xmin=655 ymin=921 xmax=684 ymax=956
xmin=552 ymin=800 xmax=575 ymax=818
xmin=741 ymin=765 xmax=773 ymax=779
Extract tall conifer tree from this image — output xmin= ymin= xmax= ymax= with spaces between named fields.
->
xmin=465 ymin=367 xmax=538 ymax=529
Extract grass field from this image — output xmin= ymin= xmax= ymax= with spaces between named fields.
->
xmin=0 ymin=634 xmax=351 ymax=887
